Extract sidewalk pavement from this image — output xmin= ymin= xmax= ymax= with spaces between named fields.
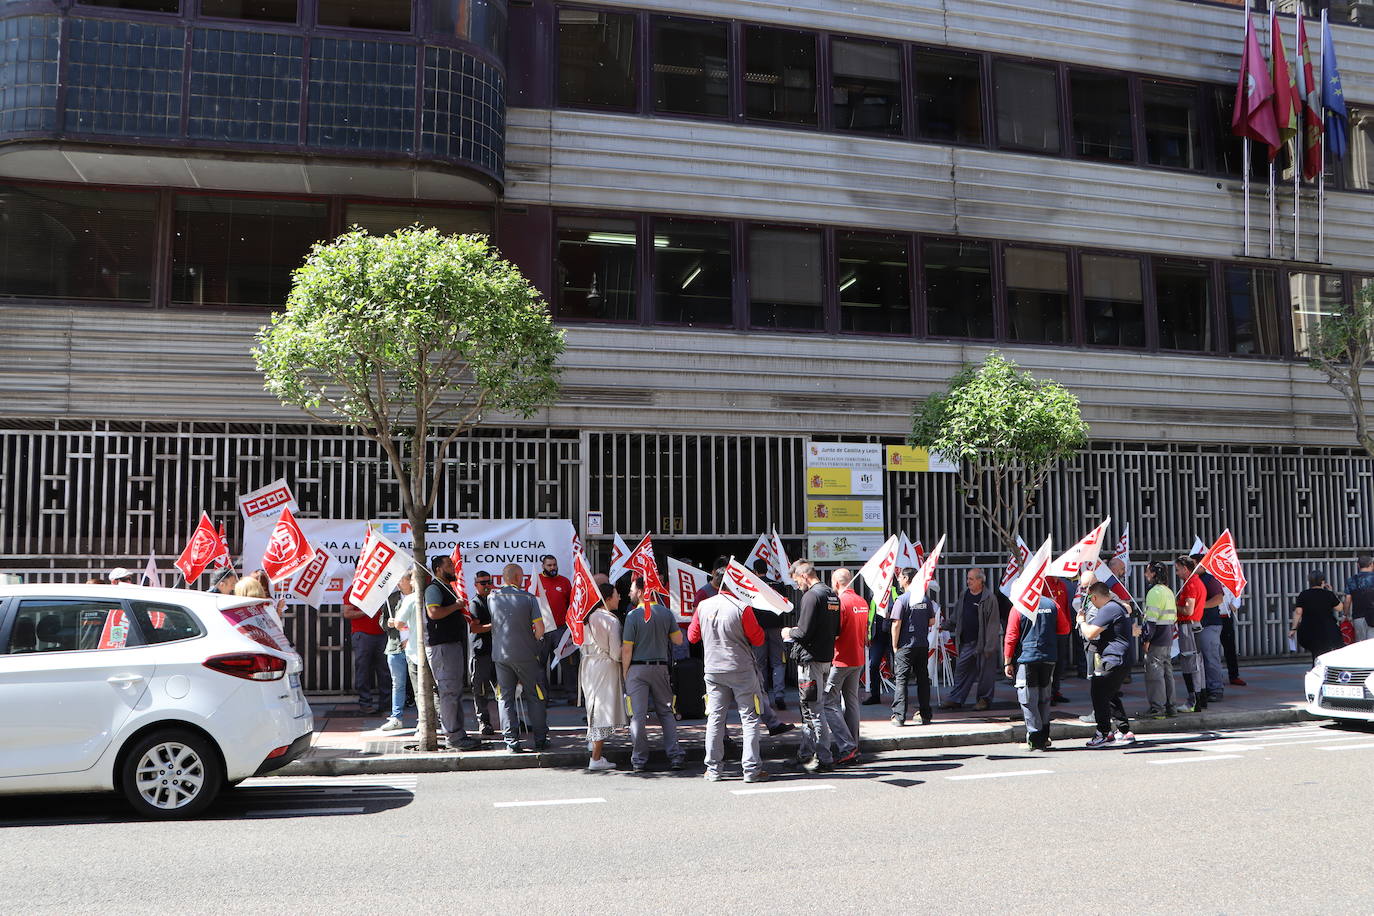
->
xmin=280 ymin=660 xmax=1315 ymax=776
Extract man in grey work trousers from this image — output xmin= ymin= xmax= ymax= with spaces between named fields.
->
xmin=622 ymin=575 xmax=685 ymax=772
xmin=488 ymin=563 xmax=550 ymax=754
xmin=688 ymin=589 xmax=771 ymax=783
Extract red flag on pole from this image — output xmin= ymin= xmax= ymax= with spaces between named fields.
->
xmin=1297 ymin=14 xmax=1324 ymax=181
xmin=1199 ymin=529 xmax=1248 ymax=597
xmin=567 ymin=549 xmax=602 ymax=646
xmin=1233 ymin=13 xmax=1281 ymax=156
xmin=449 ymin=541 xmax=469 ymax=606
xmin=1271 ymin=8 xmax=1300 ymax=147
xmin=213 ymin=523 xmax=232 ymax=568
xmin=176 ymin=512 xmax=227 ymax=583
xmin=261 ymin=506 xmax=316 ymax=582
xmin=626 ymin=534 xmax=668 ymax=601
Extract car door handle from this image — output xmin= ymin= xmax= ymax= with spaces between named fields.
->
xmin=107 ymin=674 xmax=145 ymax=687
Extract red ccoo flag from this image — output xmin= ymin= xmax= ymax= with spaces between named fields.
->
xmin=1199 ymin=529 xmax=1248 ymax=597
xmin=176 ymin=512 xmax=229 ymax=583
xmin=1233 ymin=13 xmax=1281 ymax=156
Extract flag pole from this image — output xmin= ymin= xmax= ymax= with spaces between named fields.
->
xmin=1267 ymin=0 xmax=1276 ymax=260
xmin=1319 ymin=9 xmax=1328 ymax=263
xmin=1293 ymin=7 xmax=1301 ymax=262
xmin=1241 ymin=4 xmax=1252 ymax=258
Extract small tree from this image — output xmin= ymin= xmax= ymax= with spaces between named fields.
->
xmin=1308 ymin=284 xmax=1374 ymax=458
xmin=911 ymin=352 xmax=1087 ymax=554
xmin=253 ymin=228 xmax=564 ymax=751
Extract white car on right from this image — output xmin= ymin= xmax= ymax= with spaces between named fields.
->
xmin=1305 ymin=640 xmax=1374 ymax=723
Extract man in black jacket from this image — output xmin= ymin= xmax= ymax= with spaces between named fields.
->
xmin=784 ymin=559 xmax=840 ymax=774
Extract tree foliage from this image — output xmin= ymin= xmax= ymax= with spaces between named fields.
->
xmin=1308 ymin=284 xmax=1374 ymax=458
xmin=911 ymin=352 xmax=1087 ymax=552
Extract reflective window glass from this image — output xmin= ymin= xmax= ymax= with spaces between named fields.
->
xmin=1210 ymin=86 xmax=1266 ymax=179
xmin=749 ymin=227 xmax=822 ymax=329
xmin=317 ymin=0 xmax=410 ymax=30
xmin=1225 ymin=266 xmax=1281 ymax=355
xmin=558 ymin=9 xmax=637 ymax=110
xmin=914 ymin=50 xmax=983 ymax=144
xmin=832 ymin=39 xmax=902 ymax=136
xmin=1289 ymin=271 xmax=1344 ymax=355
xmin=556 ymin=216 xmax=638 ymax=322
xmin=744 ymin=26 xmax=817 ymax=126
xmin=79 ymin=0 xmax=178 ymax=11
xmin=651 ymin=17 xmax=729 ymax=118
xmin=923 ymin=238 xmax=993 ymax=338
xmin=201 ymin=0 xmax=297 ymax=22
xmin=1005 ymin=246 xmax=1070 ymax=343
xmin=345 ymin=203 xmax=493 ymax=237
xmin=1347 ymin=108 xmax=1374 ymax=189
xmin=433 ymin=0 xmax=507 ymax=57
xmin=838 ymin=232 xmax=910 ymax=334
xmin=171 ymin=196 xmax=328 ymax=308
xmin=7 ymin=599 xmax=139 ymax=654
xmin=1082 ymin=254 xmax=1145 ymax=348
xmin=654 ymin=219 xmax=733 ymax=326
xmin=1070 ymin=70 xmax=1133 ymax=162
xmin=1143 ymin=80 xmax=1202 ymax=170
xmin=128 ymin=602 xmax=204 ymax=645
xmin=994 ymin=60 xmax=1060 ymax=154
xmin=0 ymin=184 xmax=155 ymax=303
xmin=1154 ymin=260 xmax=1214 ymax=351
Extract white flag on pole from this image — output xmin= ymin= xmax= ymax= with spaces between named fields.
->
xmin=348 ymin=528 xmax=413 ymax=618
xmin=999 ymin=536 xmax=1032 ymax=597
xmin=666 ymin=557 xmax=711 ymax=623
xmin=1009 ymin=537 xmax=1054 ymax=622
xmin=896 ymin=532 xmax=924 ymax=570
xmin=769 ymin=527 xmax=790 ymax=581
xmin=1047 ymin=517 xmax=1111 ymax=578
xmin=609 ymin=532 xmax=632 ymax=581
xmin=142 ymin=552 xmax=162 ymax=588
xmin=907 ymin=535 xmax=946 ymax=601
xmin=530 ymin=573 xmax=558 ymax=632
xmin=1190 ymin=534 xmax=1206 ymax=556
xmin=722 ymin=558 xmax=794 ymax=614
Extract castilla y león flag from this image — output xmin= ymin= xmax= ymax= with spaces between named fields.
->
xmin=1199 ymin=529 xmax=1248 ymax=597
xmin=261 ymin=506 xmax=316 ymax=583
xmin=176 ymin=511 xmax=230 ymax=583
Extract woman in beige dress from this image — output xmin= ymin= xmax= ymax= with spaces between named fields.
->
xmin=581 ymin=582 xmax=628 ymax=770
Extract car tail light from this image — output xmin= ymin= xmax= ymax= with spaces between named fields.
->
xmin=203 ymin=652 xmax=287 ymax=681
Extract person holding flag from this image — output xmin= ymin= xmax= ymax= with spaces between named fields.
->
xmin=621 ymin=574 xmax=686 ymax=772
xmin=581 ymin=582 xmax=628 ymax=771
xmin=1173 ymin=555 xmax=1209 ymax=714
xmin=688 ymin=583 xmax=771 ymax=783
xmin=889 ymin=567 xmax=935 ymax=727
xmin=1002 ymin=539 xmax=1057 ymax=753
xmin=1079 ymin=580 xmax=1137 ymax=748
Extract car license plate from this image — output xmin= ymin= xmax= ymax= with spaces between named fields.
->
xmin=289 ymin=673 xmax=300 ymax=689
xmin=1325 ymin=684 xmax=1364 ymax=699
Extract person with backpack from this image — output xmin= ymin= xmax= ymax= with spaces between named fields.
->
xmin=1004 ymin=593 xmax=1059 ymax=752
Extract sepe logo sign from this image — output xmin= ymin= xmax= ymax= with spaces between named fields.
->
xmin=353 ymin=541 xmax=397 ymax=599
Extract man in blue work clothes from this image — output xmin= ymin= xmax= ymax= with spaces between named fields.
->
xmin=889 ymin=567 xmax=935 ymax=727
xmin=622 ymin=575 xmax=686 ymax=772
xmin=488 ymin=562 xmax=549 ymax=754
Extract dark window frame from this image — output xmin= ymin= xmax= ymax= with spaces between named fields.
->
xmin=1000 ymin=240 xmax=1078 ymax=348
xmin=909 ymin=44 xmax=991 ymax=149
xmin=827 ymin=34 xmax=907 ymax=139
xmin=739 ymin=23 xmax=821 ymax=130
xmin=1219 ymin=262 xmax=1288 ymax=360
xmin=550 ymin=207 xmax=645 ymax=325
xmin=647 ymin=12 xmax=733 ymax=121
xmin=1067 ymin=65 xmax=1139 ymax=166
xmin=990 ymin=55 xmax=1066 ymax=157
xmin=1150 ymin=255 xmax=1220 ymax=356
xmin=834 ymin=228 xmax=916 ymax=338
xmin=1077 ymin=247 xmax=1149 ymax=353
xmin=918 ymin=233 xmax=1000 ymax=343
xmin=648 ymin=214 xmax=738 ymax=329
xmin=554 ymin=3 xmax=641 ymax=113
xmin=743 ymin=220 xmax=830 ymax=333
xmin=1139 ymin=76 xmax=1208 ymax=175
xmin=198 ymin=0 xmax=303 ymax=27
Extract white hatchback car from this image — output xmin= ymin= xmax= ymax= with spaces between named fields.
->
xmin=0 ymin=584 xmax=313 ymax=818
xmin=1304 ymin=638 xmax=1374 ymax=723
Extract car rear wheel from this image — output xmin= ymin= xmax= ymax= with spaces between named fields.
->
xmin=119 ymin=729 xmax=224 ymax=819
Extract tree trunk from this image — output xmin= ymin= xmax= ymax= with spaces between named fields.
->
xmin=409 ymin=510 xmax=440 ymax=752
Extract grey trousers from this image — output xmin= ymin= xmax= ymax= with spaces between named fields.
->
xmin=1144 ymin=643 xmax=1176 ymax=710
xmin=351 ymin=631 xmax=390 ymax=709
xmin=425 ymin=641 xmax=469 ymax=742
xmin=1175 ymin=623 xmax=1205 ymax=694
xmin=1199 ymin=624 xmax=1225 ymax=693
xmin=705 ymin=670 xmax=765 ymax=777
xmin=823 ymin=664 xmax=862 ymax=757
xmin=949 ymin=642 xmax=997 ymax=705
xmin=495 ymin=658 xmax=549 ymax=745
xmin=625 ymin=664 xmax=682 ymax=767
xmin=796 ymin=660 xmax=833 ymax=764
xmin=1015 ymin=661 xmax=1055 ymax=741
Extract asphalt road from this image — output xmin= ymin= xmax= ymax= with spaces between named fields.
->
xmin=6 ymin=720 xmax=1374 ymax=914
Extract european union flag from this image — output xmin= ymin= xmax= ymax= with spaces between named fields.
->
xmin=1322 ymin=17 xmax=1349 ymax=160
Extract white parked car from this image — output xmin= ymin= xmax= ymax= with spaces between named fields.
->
xmin=0 ymin=584 xmax=313 ymax=818
xmin=1304 ymin=639 xmax=1374 ymax=724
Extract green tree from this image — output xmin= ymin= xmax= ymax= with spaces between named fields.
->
xmin=253 ymin=228 xmax=564 ymax=750
xmin=911 ymin=352 xmax=1087 ymax=553
xmin=1308 ymin=284 xmax=1374 ymax=458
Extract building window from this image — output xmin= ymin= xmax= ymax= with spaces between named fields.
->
xmin=994 ymin=60 xmax=1061 ymax=154
xmin=1289 ymin=271 xmax=1344 ymax=355
xmin=317 ymin=0 xmax=410 ymax=30
xmin=0 ymin=184 xmax=156 ymax=303
xmin=1154 ymin=260 xmax=1214 ymax=351
xmin=1209 ymin=85 xmax=1265 ymax=179
xmin=171 ymin=196 xmax=328 ymax=308
xmin=201 ymin=0 xmax=297 ymax=23
xmin=1347 ymin=108 xmax=1374 ymax=190
xmin=1082 ymin=253 xmax=1145 ymax=348
xmin=923 ymin=238 xmax=993 ymax=338
xmin=838 ymin=232 xmax=910 ymax=334
xmin=651 ymin=17 xmax=729 ymax=119
xmin=913 ymin=50 xmax=983 ymax=145
xmin=749 ymin=227 xmax=822 ymax=329
xmin=344 ymin=203 xmax=493 ymax=237
xmin=1070 ymin=70 xmax=1133 ymax=162
xmin=1005 ymin=246 xmax=1070 ymax=344
xmin=1225 ymin=266 xmax=1281 ymax=355
xmin=558 ymin=9 xmax=637 ymax=111
xmin=654 ymin=219 xmax=733 ymax=326
xmin=831 ymin=39 xmax=902 ymax=136
xmin=743 ymin=26 xmax=817 ymax=126
xmin=78 ymin=0 xmax=178 ymax=11
xmin=555 ymin=216 xmax=638 ymax=322
xmin=1143 ymin=80 xmax=1202 ymax=170
xmin=433 ymin=0 xmax=508 ymax=57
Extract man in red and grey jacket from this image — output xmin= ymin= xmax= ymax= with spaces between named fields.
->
xmin=1004 ymin=593 xmax=1060 ymax=751
xmin=689 ymin=591 xmax=770 ymax=783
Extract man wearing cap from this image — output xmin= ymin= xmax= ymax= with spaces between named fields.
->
xmin=108 ymin=567 xmax=137 ymax=585
xmin=890 ymin=568 xmax=936 ymax=727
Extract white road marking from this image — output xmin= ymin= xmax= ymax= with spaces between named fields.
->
xmin=731 ymin=784 xmax=837 ymax=796
xmin=244 ymin=807 xmax=365 ymax=817
xmin=1206 ymin=735 xmax=1372 ymax=752
xmin=945 ymin=769 xmax=1053 ymax=781
xmin=1148 ymin=754 xmax=1242 ymax=765
xmin=1319 ymin=742 xmax=1374 ymax=751
xmin=493 ymin=797 xmax=607 ymax=808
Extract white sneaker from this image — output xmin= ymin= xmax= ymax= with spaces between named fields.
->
xmin=379 ymin=717 xmax=405 ymax=731
xmin=1114 ymin=730 xmax=1138 ymax=746
xmin=1086 ymin=731 xmax=1116 ymax=749
xmin=587 ymin=756 xmax=616 ymax=771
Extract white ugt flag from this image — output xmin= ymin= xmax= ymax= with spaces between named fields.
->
xmin=1048 ymin=516 xmax=1111 ymax=578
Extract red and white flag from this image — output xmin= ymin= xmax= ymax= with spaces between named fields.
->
xmin=608 ymin=532 xmax=632 ymax=581
xmin=745 ymin=532 xmax=783 ymax=580
xmin=999 ymin=536 xmax=1032 ymax=597
xmin=1190 ymin=534 xmax=1206 ymax=556
xmin=261 ymin=506 xmax=316 ymax=583
xmin=666 ymin=556 xmax=711 ymax=623
xmin=142 ymin=552 xmax=162 ymax=588
xmin=857 ymin=534 xmax=900 ymax=615
xmin=530 ymin=573 xmax=559 ymax=631
xmin=348 ymin=527 xmax=412 ymax=618
xmin=1047 ymin=517 xmax=1111 ymax=578
xmin=907 ymin=535 xmax=946 ymax=601
xmin=449 ymin=541 xmax=469 ymax=606
xmin=1111 ymin=524 xmax=1130 ymax=566
xmin=1010 ymin=537 xmax=1054 ymax=622
xmin=213 ymin=523 xmax=232 ymax=568
xmin=769 ymin=527 xmax=790 ymax=581
xmin=175 ymin=512 xmax=230 ymax=583
xmin=626 ymin=534 xmax=668 ymax=599
xmin=290 ymin=547 xmax=335 ymax=610
xmin=567 ymin=547 xmax=602 ymax=646
xmin=1199 ymin=529 xmax=1248 ymax=597
xmin=1092 ymin=560 xmax=1134 ymax=607
xmin=896 ymin=532 xmax=924 ymax=570
xmin=722 ymin=558 xmax=794 ymax=615
xmin=237 ymin=478 xmax=299 ymax=532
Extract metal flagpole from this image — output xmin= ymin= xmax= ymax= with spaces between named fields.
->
xmin=1293 ymin=6 xmax=1301 ymax=262
xmin=1319 ymin=9 xmax=1328 ymax=263
xmin=1268 ymin=0 xmax=1276 ymax=259
xmin=1241 ymin=3 xmax=1252 ymax=258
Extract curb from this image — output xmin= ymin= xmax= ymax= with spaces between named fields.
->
xmin=279 ymin=705 xmax=1317 ymax=777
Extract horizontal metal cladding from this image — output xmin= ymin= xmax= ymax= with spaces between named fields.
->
xmin=0 ymin=305 xmax=1366 ymax=446
xmin=506 ymin=110 xmax=1372 ymax=271
xmin=577 ymin=0 xmax=1374 ymax=90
